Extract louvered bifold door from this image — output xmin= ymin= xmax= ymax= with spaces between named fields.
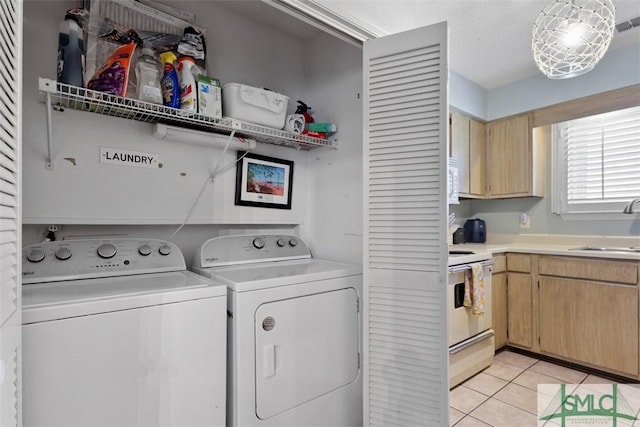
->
xmin=0 ymin=0 xmax=22 ymax=426
xmin=363 ymin=22 xmax=449 ymax=426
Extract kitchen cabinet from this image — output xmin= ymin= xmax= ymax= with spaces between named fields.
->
xmin=450 ymin=112 xmax=485 ymax=198
xmin=491 ymin=254 xmax=507 ymax=349
xmin=506 ymin=253 xmax=534 ymax=349
xmin=485 ymin=113 xmax=544 ymax=198
xmin=538 ymin=256 xmax=639 ymax=377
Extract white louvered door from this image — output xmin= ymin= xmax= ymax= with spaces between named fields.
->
xmin=363 ymin=22 xmax=449 ymax=426
xmin=0 ymin=0 xmax=22 ymax=426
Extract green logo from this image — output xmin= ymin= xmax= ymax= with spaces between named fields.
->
xmin=539 ymin=384 xmax=638 ymax=426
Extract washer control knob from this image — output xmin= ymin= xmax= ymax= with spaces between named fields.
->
xmin=276 ymin=238 xmax=286 ymax=247
xmin=26 ymin=248 xmax=45 ymax=263
xmin=252 ymin=238 xmax=265 ymax=249
xmin=97 ymin=243 xmax=117 ymax=259
xmin=289 ymin=238 xmax=298 ymax=247
xmin=138 ymin=244 xmax=152 ymax=256
xmin=158 ymin=244 xmax=172 ymax=256
xmin=55 ymin=247 xmax=72 ymax=261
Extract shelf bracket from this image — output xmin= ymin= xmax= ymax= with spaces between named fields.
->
xmin=39 ymin=78 xmax=57 ymax=170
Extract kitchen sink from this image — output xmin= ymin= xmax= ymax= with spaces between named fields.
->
xmin=569 ymin=246 xmax=640 ymax=253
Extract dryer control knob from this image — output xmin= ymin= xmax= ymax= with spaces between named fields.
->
xmin=276 ymin=239 xmax=286 ymax=247
xmin=55 ymin=247 xmax=72 ymax=261
xmin=26 ymin=248 xmax=45 ymax=263
xmin=252 ymin=238 xmax=265 ymax=249
xmin=289 ymin=238 xmax=298 ymax=247
xmin=97 ymin=243 xmax=117 ymax=259
xmin=138 ymin=244 xmax=152 ymax=256
xmin=158 ymin=244 xmax=172 ymax=256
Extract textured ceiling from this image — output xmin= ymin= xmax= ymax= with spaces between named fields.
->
xmin=313 ymin=0 xmax=640 ymax=89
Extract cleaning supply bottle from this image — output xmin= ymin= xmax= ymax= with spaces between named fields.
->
xmin=159 ymin=51 xmax=180 ymax=108
xmin=135 ymin=44 xmax=162 ymax=104
xmin=295 ymin=100 xmax=314 ymax=123
xmin=57 ymin=9 xmax=85 ymax=87
xmin=177 ymin=56 xmax=197 ymax=112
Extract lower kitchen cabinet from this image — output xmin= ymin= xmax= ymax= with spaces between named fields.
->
xmin=537 ymin=255 xmax=639 ymax=377
xmin=491 ymin=255 xmax=507 ymax=349
xmin=507 ymin=272 xmax=533 ymax=349
xmin=539 ymin=277 xmax=639 ymax=377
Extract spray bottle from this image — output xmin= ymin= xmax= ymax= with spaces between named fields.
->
xmin=178 ymin=56 xmax=197 ymax=112
xmin=57 ymin=9 xmax=85 ymax=87
xmin=159 ymin=51 xmax=180 ymax=108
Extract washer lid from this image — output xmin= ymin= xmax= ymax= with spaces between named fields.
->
xmin=193 ymin=258 xmax=362 ymax=292
xmin=22 ymin=271 xmax=226 ymax=324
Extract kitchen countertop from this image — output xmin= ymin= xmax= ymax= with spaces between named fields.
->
xmin=446 ymin=232 xmax=640 ymax=261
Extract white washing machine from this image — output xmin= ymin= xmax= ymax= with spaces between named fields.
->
xmin=22 ymin=238 xmax=227 ymax=427
xmin=192 ymin=234 xmax=363 ymax=427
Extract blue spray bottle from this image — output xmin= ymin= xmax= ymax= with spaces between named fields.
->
xmin=159 ymin=51 xmax=180 ymax=108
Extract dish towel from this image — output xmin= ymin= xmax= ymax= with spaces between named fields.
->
xmin=463 ymin=262 xmax=485 ymax=316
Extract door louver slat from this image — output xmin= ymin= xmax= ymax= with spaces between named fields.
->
xmin=0 ymin=1 xmax=21 ymax=426
xmin=365 ymin=24 xmax=448 ymax=426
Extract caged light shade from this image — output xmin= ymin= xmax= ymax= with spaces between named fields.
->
xmin=532 ymin=0 xmax=616 ymax=79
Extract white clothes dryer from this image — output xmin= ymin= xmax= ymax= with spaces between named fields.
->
xmin=22 ymin=238 xmax=227 ymax=427
xmin=192 ymin=234 xmax=363 ymax=427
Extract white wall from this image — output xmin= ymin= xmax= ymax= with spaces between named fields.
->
xmin=487 ymin=43 xmax=640 ymax=120
xmin=450 ymin=71 xmax=487 ymax=120
xmin=304 ymin=32 xmax=363 ymax=264
xmin=22 ymin=0 xmax=364 ymax=263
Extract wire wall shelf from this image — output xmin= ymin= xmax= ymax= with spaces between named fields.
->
xmin=38 ymin=78 xmax=337 ymax=156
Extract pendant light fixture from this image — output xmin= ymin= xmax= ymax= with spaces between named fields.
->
xmin=532 ymin=0 xmax=616 ymax=79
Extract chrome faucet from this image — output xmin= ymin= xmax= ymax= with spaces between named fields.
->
xmin=623 ymin=198 xmax=640 ymax=214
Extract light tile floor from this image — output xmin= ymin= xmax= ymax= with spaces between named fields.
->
xmin=450 ymin=349 xmax=640 ymax=426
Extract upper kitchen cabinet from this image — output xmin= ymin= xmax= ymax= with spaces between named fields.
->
xmin=450 ymin=112 xmax=485 ymax=198
xmin=485 ymin=113 xmax=544 ymax=199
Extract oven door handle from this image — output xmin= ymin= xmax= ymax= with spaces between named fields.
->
xmin=449 ymin=329 xmax=494 ymax=354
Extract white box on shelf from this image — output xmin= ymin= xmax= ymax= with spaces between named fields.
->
xmin=222 ymin=83 xmax=289 ymax=129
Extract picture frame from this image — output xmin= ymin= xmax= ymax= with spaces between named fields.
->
xmin=235 ymin=152 xmax=294 ymax=210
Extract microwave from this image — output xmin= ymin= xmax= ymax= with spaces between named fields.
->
xmin=448 ymin=157 xmax=459 ymax=204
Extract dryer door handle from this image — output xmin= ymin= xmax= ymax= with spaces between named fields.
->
xmin=263 ymin=344 xmax=276 ymax=378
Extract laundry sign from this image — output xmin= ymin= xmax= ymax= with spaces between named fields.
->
xmin=100 ymin=147 xmax=160 ymax=169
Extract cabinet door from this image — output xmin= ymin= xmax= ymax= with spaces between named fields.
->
xmin=468 ymin=118 xmax=486 ymax=197
xmin=486 ymin=114 xmax=531 ymax=197
xmin=492 ymin=271 xmax=507 ymax=349
xmin=539 ymin=277 xmax=639 ymax=377
xmin=450 ymin=112 xmax=470 ymax=194
xmin=507 ymin=272 xmax=533 ymax=348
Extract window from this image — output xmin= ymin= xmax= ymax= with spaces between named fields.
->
xmin=553 ymin=105 xmax=640 ymax=216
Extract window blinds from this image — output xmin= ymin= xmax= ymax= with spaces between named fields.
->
xmin=554 ymin=105 xmax=640 ymax=213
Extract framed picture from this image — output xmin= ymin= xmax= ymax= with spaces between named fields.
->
xmin=235 ymin=152 xmax=294 ymax=209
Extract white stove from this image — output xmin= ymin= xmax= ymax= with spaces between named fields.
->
xmin=447 ymin=248 xmax=495 ymax=388
xmin=22 ymin=238 xmax=227 ymax=427
xmin=192 ymin=234 xmax=363 ymax=427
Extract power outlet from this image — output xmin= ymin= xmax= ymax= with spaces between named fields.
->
xmin=519 ymin=213 xmax=530 ymax=229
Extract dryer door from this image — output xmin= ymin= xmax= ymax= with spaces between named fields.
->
xmin=255 ymin=287 xmax=359 ymax=419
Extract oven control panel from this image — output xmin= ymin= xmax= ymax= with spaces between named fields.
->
xmin=196 ymin=234 xmax=311 ymax=268
xmin=22 ymin=238 xmax=185 ymax=284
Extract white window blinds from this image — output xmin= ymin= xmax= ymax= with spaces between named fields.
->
xmin=553 ymin=105 xmax=640 ymax=214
